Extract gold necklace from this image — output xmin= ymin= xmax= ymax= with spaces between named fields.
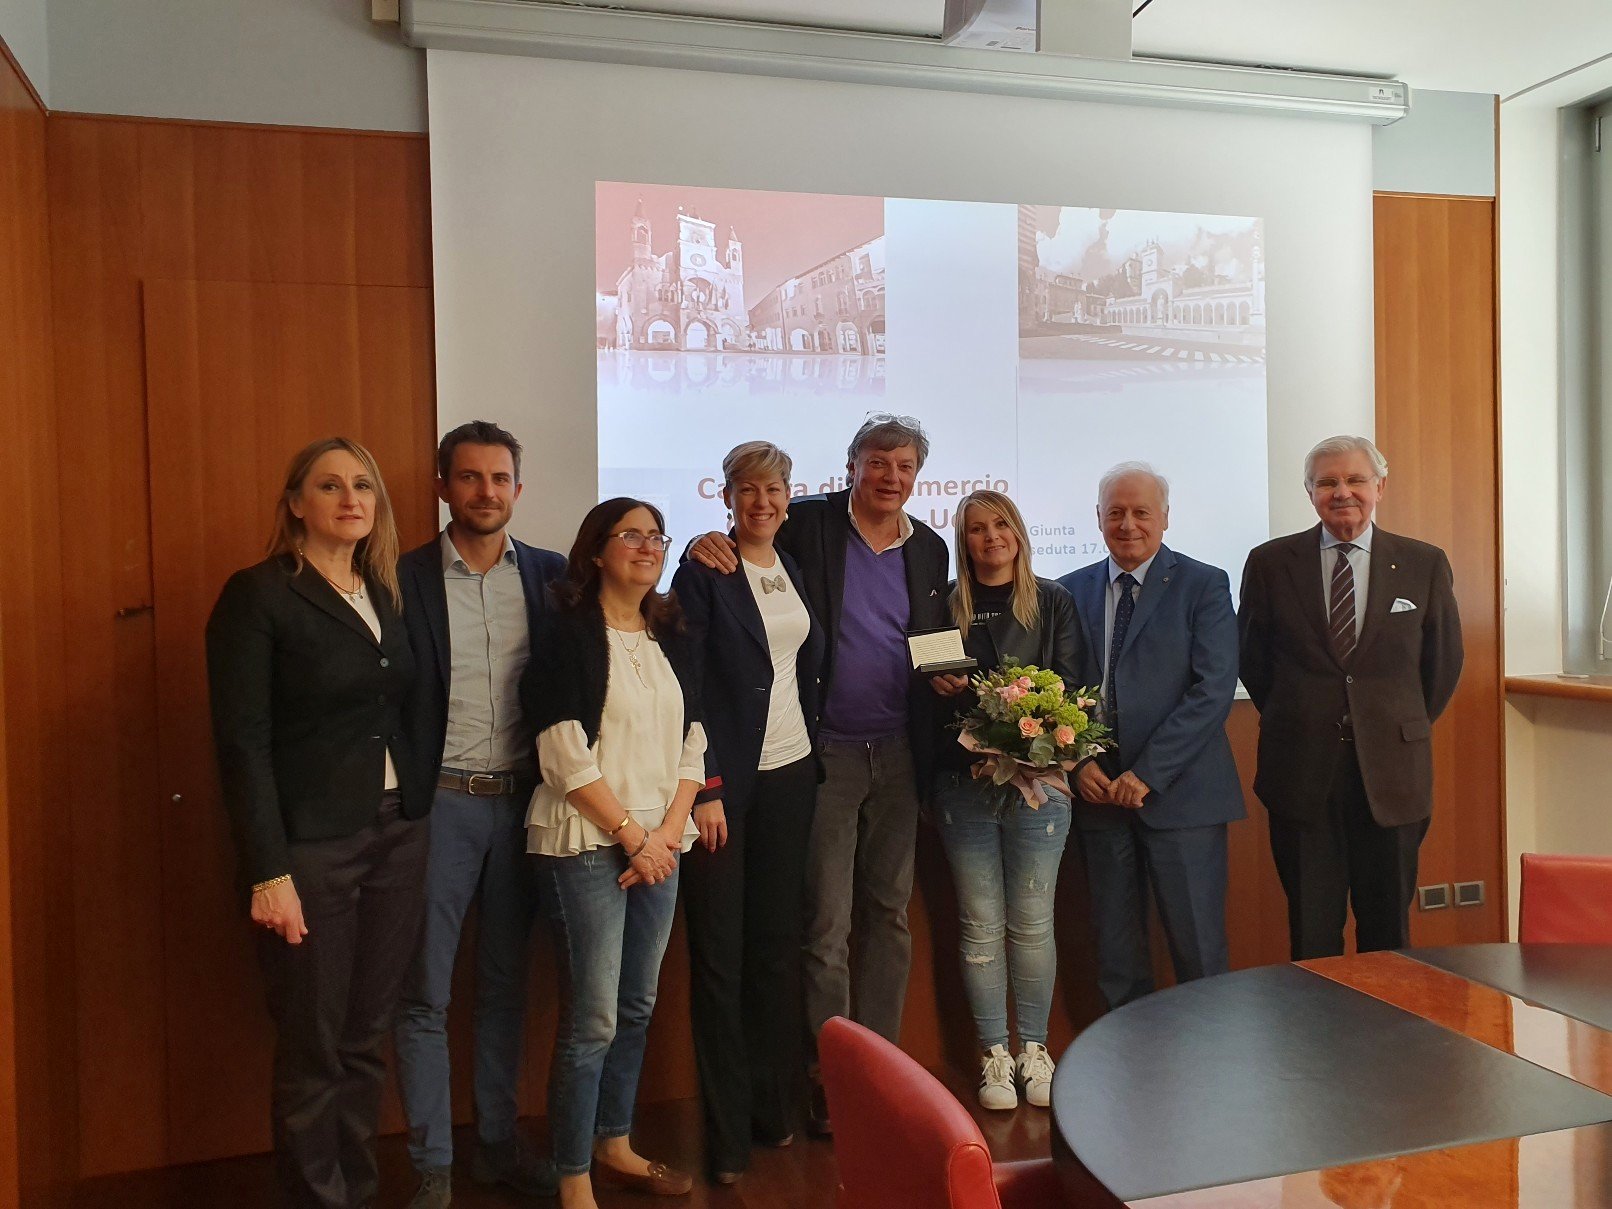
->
xmin=611 ymin=625 xmax=649 ymax=687
xmin=300 ymin=547 xmax=364 ymax=600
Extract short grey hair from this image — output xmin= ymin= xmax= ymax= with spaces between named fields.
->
xmin=847 ymin=413 xmax=929 ymax=471
xmin=1303 ymin=435 xmax=1388 ymax=488
xmin=1097 ymin=461 xmax=1170 ymax=509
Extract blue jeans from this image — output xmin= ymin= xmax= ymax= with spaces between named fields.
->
xmin=394 ymin=786 xmax=539 ymax=1170
xmin=932 ymin=773 xmax=1072 ymax=1050
xmin=536 ymin=847 xmax=681 ymax=1176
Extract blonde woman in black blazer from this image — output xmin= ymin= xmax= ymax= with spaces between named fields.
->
xmin=206 ymin=437 xmax=428 ymax=1209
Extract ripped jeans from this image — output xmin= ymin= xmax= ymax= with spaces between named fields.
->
xmin=931 ymin=772 xmax=1072 ymax=1051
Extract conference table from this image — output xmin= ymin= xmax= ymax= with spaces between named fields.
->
xmin=1051 ymin=945 xmax=1612 ymax=1206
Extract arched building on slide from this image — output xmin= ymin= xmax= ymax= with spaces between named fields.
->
xmin=611 ymin=199 xmax=750 ymax=351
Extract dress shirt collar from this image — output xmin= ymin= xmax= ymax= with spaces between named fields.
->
xmin=441 ymin=528 xmax=518 ymax=573
xmin=1319 ymin=523 xmax=1374 ymax=553
xmin=846 ymin=492 xmax=913 ymax=550
xmin=1106 ymin=552 xmax=1158 ymax=586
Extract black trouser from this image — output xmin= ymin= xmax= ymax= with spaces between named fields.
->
xmin=1267 ymin=742 xmax=1429 ymax=961
xmin=682 ymin=756 xmax=817 ymax=1174
xmin=256 ymin=795 xmax=429 ymax=1208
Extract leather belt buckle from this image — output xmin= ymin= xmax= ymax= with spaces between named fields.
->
xmin=466 ymin=773 xmax=506 ymax=796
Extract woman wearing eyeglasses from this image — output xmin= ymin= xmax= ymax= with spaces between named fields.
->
xmin=520 ymin=497 xmax=707 ymax=1208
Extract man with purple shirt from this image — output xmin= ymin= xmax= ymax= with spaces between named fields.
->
xmin=690 ymin=415 xmax=950 ymax=1135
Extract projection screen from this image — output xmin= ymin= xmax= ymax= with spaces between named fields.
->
xmin=428 ymin=49 xmax=1375 ymax=589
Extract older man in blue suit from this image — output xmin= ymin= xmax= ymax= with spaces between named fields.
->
xmin=1058 ymin=462 xmax=1244 ymax=1009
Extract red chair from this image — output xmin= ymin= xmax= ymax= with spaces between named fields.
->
xmin=817 ymin=1016 xmax=1075 ymax=1209
xmin=1519 ymin=853 xmax=1612 ymax=943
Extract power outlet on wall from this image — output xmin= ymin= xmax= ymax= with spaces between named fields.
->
xmin=1417 ymin=884 xmax=1451 ymax=911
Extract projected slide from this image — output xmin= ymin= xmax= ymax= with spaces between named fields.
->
xmin=596 ymin=181 xmax=1267 ymax=587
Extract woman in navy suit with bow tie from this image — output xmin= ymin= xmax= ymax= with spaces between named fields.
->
xmin=671 ymin=441 xmax=825 ymax=1185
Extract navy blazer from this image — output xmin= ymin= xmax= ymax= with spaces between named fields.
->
xmin=397 ymin=531 xmax=567 ymax=809
xmin=1058 ymin=545 xmax=1245 ymax=831
xmin=672 ymin=553 xmax=825 ymax=811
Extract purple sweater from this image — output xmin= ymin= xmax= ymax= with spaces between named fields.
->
xmin=819 ymin=534 xmax=911 ymax=743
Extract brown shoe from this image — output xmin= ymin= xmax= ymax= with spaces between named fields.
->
xmin=593 ymin=1159 xmax=694 ymax=1196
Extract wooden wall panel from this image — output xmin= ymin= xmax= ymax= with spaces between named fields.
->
xmin=1373 ymin=193 xmax=1505 ymax=945
xmin=144 ymin=279 xmax=437 ymax=1163
xmin=41 ymin=115 xmax=438 ymax=1179
xmin=0 ymin=36 xmax=64 ymax=1209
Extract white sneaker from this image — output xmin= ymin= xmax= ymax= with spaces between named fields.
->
xmin=1017 ymin=1042 xmax=1055 ymax=1108
xmin=978 ymin=1045 xmax=1018 ymax=1111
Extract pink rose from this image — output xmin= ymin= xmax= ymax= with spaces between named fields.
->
xmin=999 ymin=684 xmax=1026 ymax=703
xmin=1054 ymin=726 xmax=1076 ymax=746
xmin=1015 ymin=676 xmax=1034 ymax=690
xmin=1018 ymin=717 xmax=1043 ymax=738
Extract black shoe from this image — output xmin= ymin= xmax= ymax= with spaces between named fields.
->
xmin=472 ymin=1134 xmax=559 ymax=1197
xmin=406 ymin=1168 xmax=452 ymax=1209
xmin=807 ymin=1079 xmax=832 ymax=1138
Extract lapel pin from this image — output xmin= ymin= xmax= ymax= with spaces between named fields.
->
xmin=1391 ymin=564 xmax=1397 ymax=570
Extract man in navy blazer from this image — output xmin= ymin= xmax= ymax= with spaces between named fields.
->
xmin=392 ymin=423 xmax=566 ymax=1208
xmin=1058 ymin=462 xmax=1243 ymax=1009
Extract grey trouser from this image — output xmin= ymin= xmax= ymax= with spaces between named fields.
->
xmin=802 ymin=734 xmax=920 ymax=1057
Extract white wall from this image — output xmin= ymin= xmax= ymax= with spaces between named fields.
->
xmin=0 ymin=0 xmax=47 ymax=101
xmin=46 ymin=0 xmax=426 ymax=131
xmin=1373 ymin=89 xmax=1496 ymax=197
xmin=1500 ymin=102 xmax=1564 ymax=678
xmin=1499 ymin=59 xmax=1612 ymax=935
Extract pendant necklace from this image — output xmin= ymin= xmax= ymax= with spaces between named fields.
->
xmin=612 ymin=625 xmax=649 ymax=688
xmin=301 ymin=547 xmax=365 ymax=602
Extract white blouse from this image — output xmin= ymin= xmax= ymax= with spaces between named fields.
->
xmin=741 ymin=558 xmax=813 ymax=770
xmin=526 ymin=627 xmax=706 ymax=857
xmin=344 ymin=588 xmax=399 ymax=792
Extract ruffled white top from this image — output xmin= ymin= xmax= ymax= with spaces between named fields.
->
xmin=525 ymin=627 xmax=705 ymax=857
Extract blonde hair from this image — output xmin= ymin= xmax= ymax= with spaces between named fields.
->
xmin=267 ymin=437 xmax=402 ymax=612
xmin=951 ymin=491 xmax=1039 ymax=638
xmin=722 ymin=440 xmax=793 ymax=488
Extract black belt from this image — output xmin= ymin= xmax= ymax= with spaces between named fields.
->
xmin=438 ymin=768 xmax=529 ymax=796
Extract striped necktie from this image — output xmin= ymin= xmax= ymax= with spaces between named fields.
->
xmin=1328 ymin=544 xmax=1358 ymax=661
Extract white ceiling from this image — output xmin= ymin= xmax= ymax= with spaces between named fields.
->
xmin=557 ymin=0 xmax=1612 ymax=98
xmin=1131 ymin=0 xmax=1612 ymax=99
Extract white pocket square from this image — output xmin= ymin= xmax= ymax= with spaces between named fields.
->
xmin=1390 ymin=597 xmax=1417 ymax=613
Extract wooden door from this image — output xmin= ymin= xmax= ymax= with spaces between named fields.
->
xmin=144 ymin=279 xmax=436 ymax=1164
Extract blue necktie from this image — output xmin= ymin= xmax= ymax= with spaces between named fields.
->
xmin=1106 ymin=572 xmax=1137 ymax=731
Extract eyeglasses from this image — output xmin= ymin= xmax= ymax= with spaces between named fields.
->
xmin=608 ymin=531 xmax=672 ymax=551
xmin=1310 ymin=476 xmax=1378 ymax=491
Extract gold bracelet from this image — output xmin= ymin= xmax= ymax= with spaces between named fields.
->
xmin=252 ymin=873 xmax=292 ymax=894
xmin=605 ymin=815 xmax=632 ymax=837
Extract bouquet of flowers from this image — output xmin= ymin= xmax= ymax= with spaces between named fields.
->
xmin=954 ymin=661 xmax=1113 ymax=807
